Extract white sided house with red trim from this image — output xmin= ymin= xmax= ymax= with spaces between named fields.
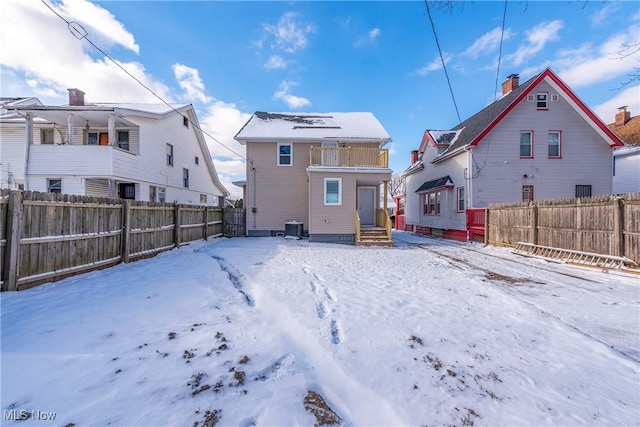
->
xmin=402 ymin=68 xmax=624 ymax=241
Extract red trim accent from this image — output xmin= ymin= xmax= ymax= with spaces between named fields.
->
xmin=469 ymin=68 xmax=624 ymax=148
xmin=455 ymin=187 xmax=465 ymax=213
xmin=522 ymin=185 xmax=534 ymax=202
xmin=413 ymin=225 xmax=467 ymax=242
xmin=548 ymin=130 xmax=562 ymax=159
xmin=520 ymin=130 xmax=534 ymax=159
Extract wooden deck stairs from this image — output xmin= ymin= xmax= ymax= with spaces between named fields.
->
xmin=356 ymin=227 xmax=393 ymax=247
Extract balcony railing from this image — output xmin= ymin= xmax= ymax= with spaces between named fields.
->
xmin=310 ymin=147 xmax=388 ymax=168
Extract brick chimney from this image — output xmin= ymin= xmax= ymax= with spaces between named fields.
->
xmin=614 ymin=106 xmax=630 ymax=127
xmin=502 ymin=74 xmax=519 ymax=95
xmin=67 ymin=88 xmax=85 ymax=106
xmin=411 ymin=150 xmax=419 ymax=163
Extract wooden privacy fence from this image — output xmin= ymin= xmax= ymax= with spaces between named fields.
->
xmin=224 ymin=208 xmax=246 ymax=237
xmin=486 ymin=193 xmax=640 ymax=263
xmin=0 ymin=191 xmax=224 ymax=291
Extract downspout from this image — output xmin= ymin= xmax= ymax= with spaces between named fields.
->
xmin=249 ymin=158 xmax=256 ymax=229
xmin=23 ymin=112 xmax=32 ymax=191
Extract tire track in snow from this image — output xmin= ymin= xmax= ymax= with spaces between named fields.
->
xmin=211 ymin=255 xmax=254 ymax=307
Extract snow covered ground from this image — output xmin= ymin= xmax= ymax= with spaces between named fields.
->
xmin=1 ymin=231 xmax=639 ymax=427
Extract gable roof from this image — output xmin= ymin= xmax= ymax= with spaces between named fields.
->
xmin=234 ymin=111 xmax=392 ymax=144
xmin=608 ymin=115 xmax=640 ymax=146
xmin=429 ymin=68 xmax=624 ymax=163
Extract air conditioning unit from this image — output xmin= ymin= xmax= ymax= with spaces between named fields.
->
xmin=285 ymin=221 xmax=303 ymax=239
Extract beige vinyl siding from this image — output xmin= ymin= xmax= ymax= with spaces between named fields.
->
xmin=308 ymin=170 xmax=391 ymax=234
xmin=245 ymin=141 xmax=312 ymax=231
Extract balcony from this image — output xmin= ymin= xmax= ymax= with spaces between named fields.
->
xmin=310 ymin=147 xmax=389 ymax=168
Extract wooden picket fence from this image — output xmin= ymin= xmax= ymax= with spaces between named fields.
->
xmin=486 ymin=193 xmax=640 ymax=263
xmin=0 ymin=191 xmax=226 ymax=291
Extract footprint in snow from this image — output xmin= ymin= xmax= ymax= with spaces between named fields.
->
xmin=255 ymin=353 xmax=295 ymax=381
xmin=330 ymin=320 xmax=341 ymax=345
xmin=316 ymin=302 xmax=328 ymax=319
xmin=324 ymin=288 xmax=337 ymax=302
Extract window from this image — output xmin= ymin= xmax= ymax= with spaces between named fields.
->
xmin=183 ymin=116 xmax=189 ymax=128
xmin=423 ymin=192 xmax=440 ymax=215
xmin=575 ymin=185 xmax=592 ymax=198
xmin=522 ymin=185 xmax=534 ymax=202
xmin=41 ymin=129 xmax=54 ymax=144
xmin=87 ymin=132 xmax=98 ymax=145
xmin=200 ymin=194 xmax=207 ymax=203
xmin=117 ymin=130 xmax=129 ymax=151
xmin=183 ymin=168 xmax=189 ymax=188
xmin=166 ymin=143 xmax=174 ymax=166
xmin=456 ymin=187 xmax=465 ymax=212
xmin=548 ymin=131 xmax=561 ymax=158
xmin=324 ymin=178 xmax=341 ymax=205
xmin=536 ymin=93 xmax=548 ymax=109
xmin=150 ymin=185 xmax=157 ymax=202
xmin=119 ymin=183 xmax=135 ymax=200
xmin=195 ymin=156 xmax=199 ymax=165
xmin=520 ymin=131 xmax=533 ymax=158
xmin=277 ymin=142 xmax=292 ymax=166
xmin=158 ymin=187 xmax=166 ymax=203
xmin=47 ymin=179 xmax=62 ymax=194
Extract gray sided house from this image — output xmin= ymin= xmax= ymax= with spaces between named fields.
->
xmin=234 ymin=112 xmax=393 ymax=245
xmin=403 ymin=68 xmax=624 ymax=241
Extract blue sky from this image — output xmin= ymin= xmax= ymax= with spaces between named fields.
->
xmin=2 ymin=0 xmax=639 ymax=198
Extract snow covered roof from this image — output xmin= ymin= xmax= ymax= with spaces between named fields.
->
xmin=415 ymin=176 xmax=454 ymax=193
xmin=234 ymin=111 xmax=392 ymax=145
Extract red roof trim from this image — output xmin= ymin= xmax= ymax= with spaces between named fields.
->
xmin=469 ymin=68 xmax=624 ymax=148
xmin=418 ymin=130 xmax=434 ymax=154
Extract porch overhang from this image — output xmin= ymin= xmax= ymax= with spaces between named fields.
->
xmin=415 ymin=176 xmax=455 ymax=193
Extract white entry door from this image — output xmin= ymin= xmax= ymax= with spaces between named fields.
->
xmin=358 ymin=187 xmax=376 ymax=227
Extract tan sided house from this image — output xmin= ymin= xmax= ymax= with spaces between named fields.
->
xmin=234 ymin=112 xmax=393 ymax=245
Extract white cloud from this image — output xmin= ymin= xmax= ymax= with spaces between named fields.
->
xmin=592 ymin=85 xmax=640 ymax=124
xmin=463 ymin=27 xmax=513 ymax=59
xmin=173 ymin=63 xmax=212 ymax=104
xmin=415 ymin=53 xmax=452 ymax=76
xmin=354 ymin=27 xmax=381 ymax=47
xmin=263 ymin=12 xmax=315 ymax=54
xmin=505 ymin=20 xmax=564 ymax=67
xmin=0 ymin=0 xmax=170 ymax=104
xmin=528 ymin=25 xmax=640 ymax=88
xmin=274 ymin=81 xmax=311 ymax=109
xmin=199 ymin=100 xmax=251 ymax=160
xmin=58 ymin=0 xmax=139 ymax=53
xmin=265 ymin=55 xmax=288 ymax=70
xmin=591 ymin=3 xmax=620 ymax=27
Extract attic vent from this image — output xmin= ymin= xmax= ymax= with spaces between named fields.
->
xmin=551 ymin=94 xmax=559 ymax=102
xmin=293 ymin=126 xmax=341 ymax=129
xmin=527 ymin=94 xmax=535 ymax=102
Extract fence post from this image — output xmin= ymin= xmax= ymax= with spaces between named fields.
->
xmin=613 ymin=197 xmax=624 ymax=257
xmin=2 ymin=191 xmax=23 ymax=291
xmin=174 ymin=203 xmax=182 ymax=248
xmin=121 ymin=200 xmax=131 ymax=263
xmin=203 ymin=206 xmax=209 ymax=241
xmin=531 ymin=204 xmax=538 ymax=245
xmin=483 ymin=208 xmax=490 ymax=245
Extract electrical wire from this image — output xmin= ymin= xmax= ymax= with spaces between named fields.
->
xmin=39 ymin=0 xmax=246 ymax=161
xmin=424 ymin=0 xmax=461 ymax=125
